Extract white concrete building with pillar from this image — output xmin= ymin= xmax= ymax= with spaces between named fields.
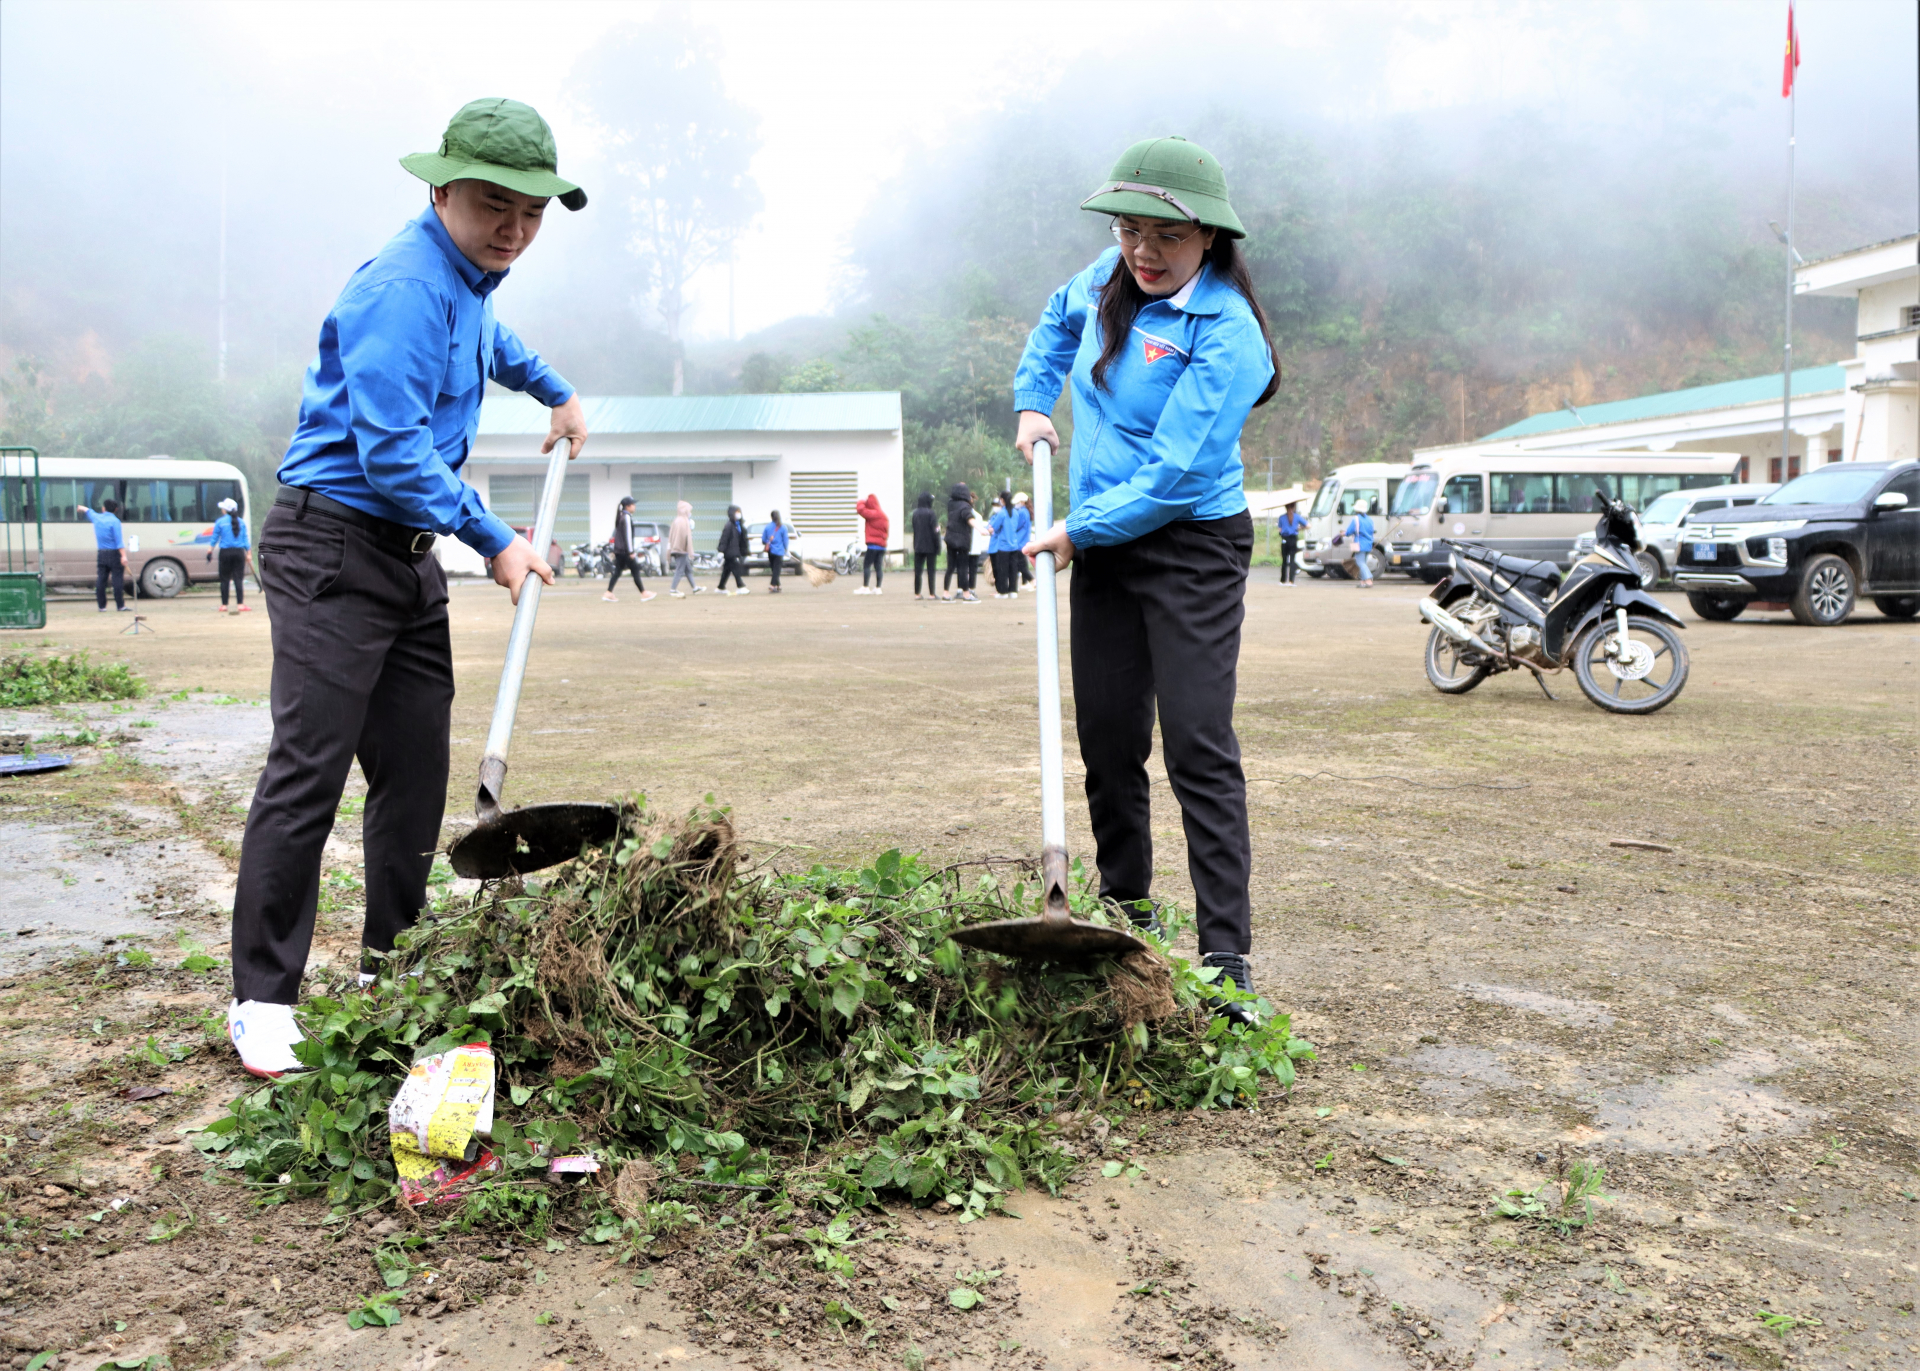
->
xmin=434 ymin=392 xmax=904 ymax=576
xmin=1795 ymin=233 xmax=1920 ymax=467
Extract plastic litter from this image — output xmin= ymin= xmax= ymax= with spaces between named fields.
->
xmin=388 ymin=1042 xmax=501 ymax=1205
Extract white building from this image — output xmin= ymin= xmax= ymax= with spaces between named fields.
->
xmin=1795 ymin=233 xmax=1919 ymax=468
xmin=438 ymin=391 xmax=904 ymax=575
xmin=1414 ymin=232 xmax=1917 ymax=480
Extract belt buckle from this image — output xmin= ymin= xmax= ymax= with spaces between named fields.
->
xmin=409 ymin=531 xmax=436 ymax=554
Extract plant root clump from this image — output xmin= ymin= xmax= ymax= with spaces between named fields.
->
xmin=198 ymin=800 xmax=1314 ymax=1225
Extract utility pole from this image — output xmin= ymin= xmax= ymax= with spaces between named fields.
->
xmin=727 ymin=243 xmax=735 ymax=344
xmin=1779 ymin=3 xmax=1801 ymax=478
xmin=217 ymin=144 xmax=229 ymax=384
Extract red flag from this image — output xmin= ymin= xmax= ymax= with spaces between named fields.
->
xmin=1782 ymin=3 xmax=1801 ymax=97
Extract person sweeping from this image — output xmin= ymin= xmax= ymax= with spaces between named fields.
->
xmin=1014 ymin=136 xmax=1279 ymax=1024
xmin=225 ymin=99 xmax=590 ymax=1077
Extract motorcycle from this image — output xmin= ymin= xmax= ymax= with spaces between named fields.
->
xmin=571 ymin=540 xmax=613 ymax=580
xmin=1418 ymin=492 xmax=1690 ymax=714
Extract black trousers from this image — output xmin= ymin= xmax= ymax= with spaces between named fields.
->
xmin=95 ymin=549 xmax=126 ymax=610
xmin=231 ymin=505 xmax=452 ymax=1004
xmin=914 ymin=552 xmax=938 ymax=595
xmin=946 ymin=546 xmax=975 ymax=592
xmin=608 ymin=551 xmax=644 ymax=594
xmin=218 ymin=547 xmax=248 ymax=605
xmin=1070 ymin=511 xmax=1253 ymax=956
xmin=862 ymin=547 xmax=884 ymax=586
xmin=990 ymin=550 xmax=1017 ymax=594
xmin=718 ymin=554 xmax=746 ymax=590
xmin=767 ymin=552 xmax=782 ymax=588
xmin=1280 ymin=537 xmax=1299 ymax=583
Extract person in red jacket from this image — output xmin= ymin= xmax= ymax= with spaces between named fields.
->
xmin=854 ymin=493 xmax=889 ymax=594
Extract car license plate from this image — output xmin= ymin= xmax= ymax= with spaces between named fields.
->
xmin=1691 ymin=541 xmax=1717 ymax=562
xmin=1390 ymin=555 xmax=1402 ymax=565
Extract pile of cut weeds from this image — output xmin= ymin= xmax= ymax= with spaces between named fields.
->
xmin=0 ymin=648 xmax=145 ymax=707
xmin=199 ymin=801 xmax=1313 ymax=1233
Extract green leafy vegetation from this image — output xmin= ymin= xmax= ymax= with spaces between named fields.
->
xmin=346 ymin=1291 xmax=402 ymax=1330
xmin=194 ymin=802 xmax=1313 ymax=1225
xmin=1492 ymin=1158 xmax=1610 ymax=1233
xmin=1756 ymin=1308 xmax=1821 ymax=1339
xmin=0 ymin=651 xmax=144 ymax=707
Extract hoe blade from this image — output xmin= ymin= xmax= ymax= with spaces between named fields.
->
xmin=447 ymin=802 xmax=621 ymax=880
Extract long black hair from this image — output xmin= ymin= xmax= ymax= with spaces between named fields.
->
xmin=1091 ymin=232 xmax=1280 ymax=407
xmin=226 ymin=505 xmax=243 ymax=539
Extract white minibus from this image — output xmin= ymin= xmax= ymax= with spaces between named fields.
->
xmin=1381 ymin=451 xmax=1741 ymax=582
xmin=0 ymin=456 xmax=253 ymax=598
xmin=1297 ymin=462 xmax=1410 ymax=580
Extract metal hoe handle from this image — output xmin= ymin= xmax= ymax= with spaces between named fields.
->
xmin=477 ymin=439 xmax=573 ymax=821
xmin=1031 ymin=439 xmax=1070 ymax=924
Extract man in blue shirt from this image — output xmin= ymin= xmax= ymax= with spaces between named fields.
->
xmin=226 ymin=99 xmax=591 ymax=1077
xmin=75 ymin=498 xmax=129 ymax=611
xmin=1276 ymin=500 xmax=1306 ymax=585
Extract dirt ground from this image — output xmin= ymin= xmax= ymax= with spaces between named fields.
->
xmin=2 ymin=566 xmax=1915 ymax=1371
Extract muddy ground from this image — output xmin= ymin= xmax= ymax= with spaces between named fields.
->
xmin=1 ymin=569 xmax=1914 ymax=1371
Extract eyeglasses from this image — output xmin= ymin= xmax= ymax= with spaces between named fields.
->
xmin=1112 ymin=221 xmax=1203 ymax=251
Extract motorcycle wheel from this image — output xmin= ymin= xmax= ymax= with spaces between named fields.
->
xmin=1571 ymin=616 xmax=1689 ymax=715
xmin=1424 ymin=626 xmax=1491 ymax=694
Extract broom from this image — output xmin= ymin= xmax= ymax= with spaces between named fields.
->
xmin=800 ymin=559 xmax=836 ymax=587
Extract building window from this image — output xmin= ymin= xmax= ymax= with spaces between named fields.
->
xmin=488 ymin=474 xmax=592 ymax=549
xmin=787 ymin=471 xmax=861 ymax=539
xmin=1904 ymin=303 xmax=1920 ymax=330
xmin=1766 ymin=456 xmax=1803 ymax=484
xmin=1828 ymin=448 xmax=1842 ymax=464
xmin=631 ymin=474 xmax=734 ymax=552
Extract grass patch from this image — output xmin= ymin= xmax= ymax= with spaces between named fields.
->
xmin=196 ymin=800 xmax=1315 ymax=1225
xmin=0 ymin=650 xmax=145 ymax=707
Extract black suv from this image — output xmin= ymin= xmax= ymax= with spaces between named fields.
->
xmin=1673 ymin=460 xmax=1919 ymax=625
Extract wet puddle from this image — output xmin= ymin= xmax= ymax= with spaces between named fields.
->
xmin=1456 ymin=982 xmax=1616 ymax=1028
xmin=1589 ymin=1049 xmax=1822 ymax=1153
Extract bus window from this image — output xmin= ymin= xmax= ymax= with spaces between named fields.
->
xmin=200 ymin=480 xmax=241 ymax=519
xmin=1555 ymin=475 xmax=1613 ymax=513
xmin=1310 ymin=481 xmax=1340 ymax=518
xmin=36 ymin=478 xmax=120 ymax=522
xmin=1391 ymin=473 xmax=1436 ymax=515
xmin=1491 ymin=473 xmax=1553 ymax=514
xmin=1441 ymin=474 xmax=1483 ymax=514
xmin=1338 ymin=487 xmax=1379 ymax=516
xmin=1385 ymin=478 xmax=1402 ymax=513
xmin=120 ymin=479 xmax=240 ymax=523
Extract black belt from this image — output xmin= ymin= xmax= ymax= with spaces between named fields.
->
xmin=275 ymin=487 xmax=437 ymax=562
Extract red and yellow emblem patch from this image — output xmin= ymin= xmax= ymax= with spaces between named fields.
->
xmin=1142 ymin=339 xmax=1173 ymax=365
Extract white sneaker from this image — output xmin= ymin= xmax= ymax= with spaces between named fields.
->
xmin=669 ymin=590 xmax=686 ymax=598
xmin=736 ymin=586 xmax=751 ymax=595
xmin=871 ymin=587 xmax=883 ymax=595
xmin=226 ymin=999 xmax=307 ymax=1078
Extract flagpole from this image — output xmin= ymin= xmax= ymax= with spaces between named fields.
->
xmin=1780 ymin=12 xmax=1796 ymax=477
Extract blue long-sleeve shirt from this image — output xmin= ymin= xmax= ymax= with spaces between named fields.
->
xmin=988 ymin=507 xmax=1013 ymax=553
xmin=1012 ymin=505 xmax=1032 ymax=547
xmin=1012 ymin=246 xmax=1273 ymax=549
xmin=277 ymin=206 xmax=574 ymax=556
xmin=762 ymin=521 xmax=791 ymax=557
xmin=83 ymin=509 xmax=124 ymax=551
xmin=208 ymin=517 xmax=251 ymax=551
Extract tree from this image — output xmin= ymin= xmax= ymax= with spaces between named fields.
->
xmin=573 ymin=17 xmax=762 ymax=396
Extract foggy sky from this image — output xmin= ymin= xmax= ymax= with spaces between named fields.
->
xmin=2 ymin=0 xmax=1914 ymax=383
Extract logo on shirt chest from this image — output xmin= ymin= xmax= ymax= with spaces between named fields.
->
xmin=1133 ymin=327 xmax=1187 ymax=367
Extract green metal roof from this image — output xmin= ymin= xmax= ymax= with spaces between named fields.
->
xmin=1482 ymin=365 xmax=1847 ymax=440
xmin=479 ymin=391 xmax=902 ymax=435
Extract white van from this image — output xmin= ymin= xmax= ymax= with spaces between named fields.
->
xmin=1382 ymin=451 xmax=1742 ymax=582
xmin=1298 ymin=462 xmax=1410 ymax=580
xmin=0 ymin=455 xmax=253 ymax=598
xmin=1575 ymin=482 xmax=1778 ymax=584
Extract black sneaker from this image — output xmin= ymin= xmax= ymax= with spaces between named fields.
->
xmin=1200 ymin=952 xmax=1257 ymax=1026
xmin=1104 ymin=896 xmax=1165 ymax=941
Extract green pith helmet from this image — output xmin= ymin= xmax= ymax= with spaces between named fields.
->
xmin=402 ymin=98 xmax=587 ymax=211
xmin=1081 ymin=135 xmax=1244 ymax=238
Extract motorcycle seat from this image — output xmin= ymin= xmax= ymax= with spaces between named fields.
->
xmin=1460 ymin=545 xmax=1562 ymax=586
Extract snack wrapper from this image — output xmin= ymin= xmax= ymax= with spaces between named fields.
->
xmin=389 ymin=1043 xmax=499 ymax=1205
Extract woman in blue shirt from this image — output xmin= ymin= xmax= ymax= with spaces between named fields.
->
xmin=1014 ymin=136 xmax=1278 ymax=1023
xmin=1276 ymin=500 xmax=1306 ymax=585
xmin=207 ymin=498 xmax=253 ymax=612
xmin=1343 ymin=500 xmax=1376 ymax=588
xmin=1011 ymin=492 xmax=1033 ymax=588
xmin=987 ymin=491 xmax=1016 ymax=597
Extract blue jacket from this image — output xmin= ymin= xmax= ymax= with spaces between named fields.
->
xmin=1344 ymin=513 xmax=1375 ymax=552
xmin=1012 ymin=504 xmax=1032 ymax=547
xmin=762 ymin=521 xmax=791 ymax=557
xmin=277 ymin=206 xmax=574 ymax=556
xmin=208 ymin=516 xmax=251 ymax=551
xmin=1012 ymin=247 xmax=1273 ymax=549
xmin=988 ymin=507 xmax=1013 ymax=553
xmin=83 ymin=509 xmax=124 ymax=551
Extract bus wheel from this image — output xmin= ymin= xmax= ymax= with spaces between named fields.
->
xmin=1304 ymin=567 xmax=1326 ymax=580
xmin=138 ymin=558 xmax=187 ymax=599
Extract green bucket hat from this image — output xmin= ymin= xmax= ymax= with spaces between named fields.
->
xmin=1081 ymin=135 xmax=1244 ymax=238
xmin=401 ymin=98 xmax=587 ymax=211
